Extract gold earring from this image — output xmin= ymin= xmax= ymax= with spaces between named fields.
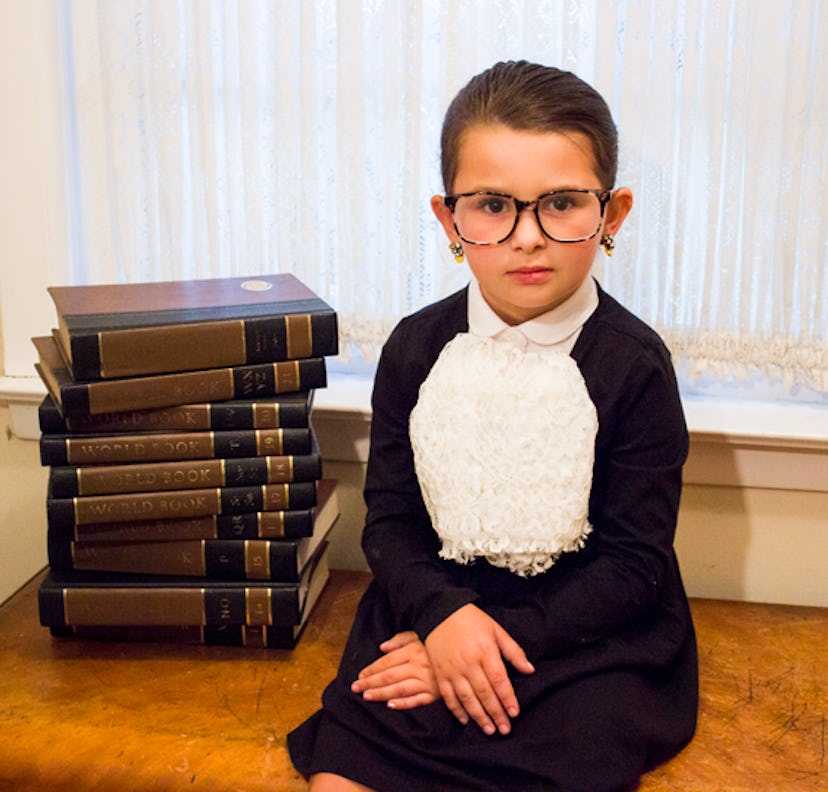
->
xmin=448 ymin=242 xmax=464 ymax=263
xmin=601 ymin=234 xmax=615 ymax=257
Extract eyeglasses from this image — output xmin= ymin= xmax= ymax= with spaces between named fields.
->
xmin=443 ymin=189 xmax=612 ymax=245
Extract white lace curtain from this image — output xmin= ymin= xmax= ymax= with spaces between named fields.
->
xmin=63 ymin=0 xmax=827 ymax=390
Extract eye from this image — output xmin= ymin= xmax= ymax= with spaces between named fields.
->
xmin=541 ymin=192 xmax=578 ymax=213
xmin=472 ymin=194 xmax=512 ymax=215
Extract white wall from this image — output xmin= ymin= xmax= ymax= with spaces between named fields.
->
xmin=0 ymin=2 xmax=68 ymax=379
xmin=5 ymin=399 xmax=828 ymax=608
xmin=0 ymin=405 xmax=49 ymax=602
xmin=1 ymin=4 xmax=825 ymax=608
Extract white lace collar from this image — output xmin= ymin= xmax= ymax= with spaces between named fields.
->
xmin=467 ymin=275 xmax=598 ymax=353
xmin=410 ymin=332 xmax=597 ymax=577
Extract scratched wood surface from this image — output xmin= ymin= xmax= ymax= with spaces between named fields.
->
xmin=1 ymin=570 xmax=825 ymax=791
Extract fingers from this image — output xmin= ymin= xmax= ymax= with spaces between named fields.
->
xmin=452 ymin=663 xmax=514 ymax=735
xmin=356 ymin=633 xmax=421 ymax=682
xmin=352 ymin=633 xmax=438 ymax=708
xmin=378 ymin=630 xmax=419 ymax=652
xmin=424 ymin=606 xmax=535 ymax=735
xmin=355 ymin=675 xmax=438 ymax=708
xmin=495 ymin=625 xmax=536 ymax=676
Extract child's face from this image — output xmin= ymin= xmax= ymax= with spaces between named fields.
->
xmin=432 ymin=123 xmax=632 ymax=325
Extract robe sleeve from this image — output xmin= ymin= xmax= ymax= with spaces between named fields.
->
xmin=360 ymin=308 xmax=480 ymax=641
xmin=485 ymin=336 xmax=690 ymax=660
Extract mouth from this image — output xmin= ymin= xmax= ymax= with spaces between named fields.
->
xmin=508 ymin=267 xmax=553 ymax=283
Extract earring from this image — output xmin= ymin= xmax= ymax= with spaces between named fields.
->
xmin=448 ymin=241 xmax=464 ymax=263
xmin=601 ymin=234 xmax=615 ymax=257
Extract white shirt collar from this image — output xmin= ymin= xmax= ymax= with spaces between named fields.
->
xmin=467 ymin=276 xmax=598 ymax=353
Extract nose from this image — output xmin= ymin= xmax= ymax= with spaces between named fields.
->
xmin=511 ymin=202 xmax=546 ymax=248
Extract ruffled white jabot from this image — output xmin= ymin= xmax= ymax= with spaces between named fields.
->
xmin=409 ymin=332 xmax=597 ymax=577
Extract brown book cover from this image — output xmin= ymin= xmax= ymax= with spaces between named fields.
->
xmin=37 ymin=392 xmax=313 ymax=434
xmin=48 ymin=273 xmax=338 ymax=380
xmin=48 ymin=548 xmax=331 ymax=648
xmin=33 ymin=335 xmax=326 ymax=416
xmin=48 ymin=479 xmax=338 ymax=582
xmin=46 ymin=478 xmax=318 ymax=530
xmin=48 ymin=434 xmax=322 ymax=497
xmin=38 ymin=540 xmax=328 ymax=628
xmin=40 ymin=426 xmax=312 ymax=466
xmin=48 ymin=479 xmax=336 ymax=543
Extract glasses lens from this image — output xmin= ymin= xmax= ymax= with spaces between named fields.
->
xmin=536 ymin=191 xmax=603 ymax=242
xmin=452 ymin=194 xmax=517 ymax=244
xmin=451 ymin=191 xmax=604 ymax=244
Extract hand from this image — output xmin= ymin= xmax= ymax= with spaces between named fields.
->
xmin=351 ymin=631 xmax=439 ymax=710
xmin=424 ymin=604 xmax=534 ymax=736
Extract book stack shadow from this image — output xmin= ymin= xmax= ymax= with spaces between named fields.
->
xmin=33 ymin=273 xmax=340 ymax=649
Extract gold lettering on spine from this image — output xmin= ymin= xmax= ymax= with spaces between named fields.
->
xmin=285 ymin=314 xmax=313 ymax=359
xmin=256 ymin=429 xmax=284 ymax=455
xmin=62 ymin=587 xmax=70 ymax=626
xmin=274 ymin=360 xmax=300 ymax=393
xmin=246 ymin=588 xmax=272 ymax=626
xmin=258 ymin=512 xmax=285 ymax=538
xmin=269 ymin=455 xmax=294 ymax=482
xmin=244 ymin=540 xmax=271 ymax=579
xmin=243 ymin=626 xmax=267 ymax=648
xmin=253 ymin=403 xmax=278 ymax=428
xmin=239 ymin=319 xmax=247 ymax=361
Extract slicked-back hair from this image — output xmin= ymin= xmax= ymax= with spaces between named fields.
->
xmin=440 ymin=60 xmax=618 ymax=192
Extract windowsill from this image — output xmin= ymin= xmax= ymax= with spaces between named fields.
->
xmin=2 ymin=374 xmax=826 ymax=492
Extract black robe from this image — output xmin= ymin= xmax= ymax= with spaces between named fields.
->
xmin=289 ymin=282 xmax=698 ymax=792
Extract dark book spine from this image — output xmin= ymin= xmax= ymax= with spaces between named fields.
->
xmin=37 ymin=394 xmax=312 ymax=434
xmin=48 ymin=449 xmax=321 ymax=497
xmin=46 ymin=508 xmax=315 ymax=543
xmin=47 ymin=539 xmax=303 ymax=581
xmin=40 ymin=428 xmax=312 ymax=467
xmin=59 ymin=358 xmax=326 ymax=416
xmin=38 ymin=583 xmax=301 ymax=627
xmin=50 ymin=623 xmax=302 ymax=649
xmin=46 ymin=481 xmax=317 ymax=528
xmin=69 ymin=310 xmax=338 ymax=380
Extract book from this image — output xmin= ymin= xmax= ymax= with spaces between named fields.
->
xmin=47 ymin=479 xmax=338 ymax=581
xmin=48 ymin=478 xmax=336 ymax=543
xmin=37 ymin=392 xmax=313 ymax=434
xmin=38 ymin=541 xmax=329 ymax=629
xmin=47 ymin=505 xmax=319 ymax=543
xmin=48 ymin=273 xmax=338 ymax=380
xmin=47 ymin=437 xmax=322 ymax=497
xmin=46 ymin=480 xmax=318 ymax=530
xmin=39 ymin=425 xmax=312 ymax=467
xmin=48 ymin=549 xmax=331 ymax=648
xmin=33 ymin=335 xmax=327 ymax=416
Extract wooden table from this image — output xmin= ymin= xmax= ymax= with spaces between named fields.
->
xmin=1 ymin=569 xmax=827 ymax=790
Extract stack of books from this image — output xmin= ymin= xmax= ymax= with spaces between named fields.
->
xmin=33 ymin=273 xmax=340 ymax=649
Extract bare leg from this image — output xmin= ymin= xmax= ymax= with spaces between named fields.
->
xmin=308 ymin=771 xmax=376 ymax=791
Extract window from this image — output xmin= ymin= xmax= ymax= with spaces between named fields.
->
xmin=2 ymin=1 xmax=826 ymax=405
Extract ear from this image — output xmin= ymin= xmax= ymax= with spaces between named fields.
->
xmin=602 ymin=188 xmax=633 ymax=236
xmin=431 ymin=195 xmax=460 ymax=242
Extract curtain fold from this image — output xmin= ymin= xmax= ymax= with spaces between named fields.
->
xmin=63 ymin=0 xmax=827 ymax=390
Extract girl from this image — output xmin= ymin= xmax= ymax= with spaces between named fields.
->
xmin=289 ymin=60 xmax=698 ymax=792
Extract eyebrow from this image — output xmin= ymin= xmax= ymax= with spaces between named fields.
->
xmin=455 ymin=186 xmax=601 ymax=196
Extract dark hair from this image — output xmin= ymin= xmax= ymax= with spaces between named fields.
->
xmin=439 ymin=60 xmax=618 ymax=192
